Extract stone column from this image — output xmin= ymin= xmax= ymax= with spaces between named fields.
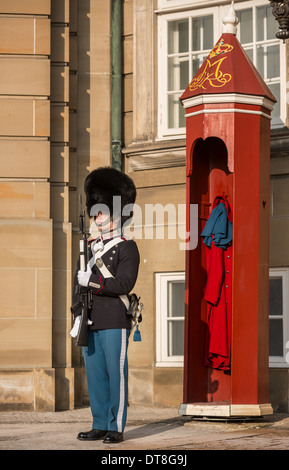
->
xmin=0 ymin=0 xmax=53 ymax=411
xmin=50 ymin=0 xmax=75 ymax=410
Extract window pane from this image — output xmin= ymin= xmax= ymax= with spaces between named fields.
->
xmin=192 ymin=55 xmax=201 ymax=77
xmin=168 ymin=19 xmax=189 ymax=54
xmin=244 ymin=47 xmax=253 ymax=64
xmin=257 ymin=45 xmax=264 ymax=76
xmin=167 ymin=280 xmax=185 ymax=356
xmin=267 ymin=45 xmax=280 ymax=79
xmin=168 ymin=93 xmax=185 ymax=128
xmin=256 ymin=6 xmax=278 ymax=41
xmin=269 ymin=277 xmax=283 ymax=316
xmin=203 ymin=16 xmax=213 ymax=50
xmin=168 ymin=56 xmax=189 ymax=91
xmin=192 ymin=18 xmax=202 ymax=51
xmin=238 ymin=9 xmax=253 ymax=44
xmin=269 ymin=319 xmax=283 ymax=356
xmin=266 ymin=5 xmax=278 ymax=40
xmin=168 ymin=281 xmax=185 ymax=317
xmin=192 ymin=16 xmax=213 ymax=52
xmin=168 ymin=320 xmax=184 ymax=356
xmin=257 ymin=6 xmax=265 ymax=41
xmin=268 ymin=82 xmax=280 ymax=118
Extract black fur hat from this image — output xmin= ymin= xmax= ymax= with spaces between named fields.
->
xmin=84 ymin=166 xmax=136 ymax=225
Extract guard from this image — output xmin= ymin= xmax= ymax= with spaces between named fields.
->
xmin=71 ymin=166 xmax=140 ymax=443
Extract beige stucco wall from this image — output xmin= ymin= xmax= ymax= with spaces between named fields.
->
xmin=0 ymin=0 xmax=53 ymax=410
xmin=270 ymin=41 xmax=289 ymax=270
xmin=269 ymin=157 xmax=289 ymax=412
xmin=126 ymin=166 xmax=186 ymax=406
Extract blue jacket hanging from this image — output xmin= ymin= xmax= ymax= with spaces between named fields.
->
xmin=201 ymin=202 xmax=232 ymax=249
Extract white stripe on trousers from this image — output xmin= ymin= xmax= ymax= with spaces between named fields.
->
xmin=116 ymin=328 xmax=127 ymax=433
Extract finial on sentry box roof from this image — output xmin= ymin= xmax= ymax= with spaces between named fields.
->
xmin=222 ymin=1 xmax=239 ymax=35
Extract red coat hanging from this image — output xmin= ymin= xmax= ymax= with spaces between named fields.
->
xmin=201 ymin=196 xmax=233 ymax=370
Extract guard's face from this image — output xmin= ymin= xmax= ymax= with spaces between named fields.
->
xmin=90 ymin=203 xmax=111 ymax=227
xmin=94 ymin=211 xmax=111 ymax=230
xmin=89 ymin=203 xmax=121 ymax=233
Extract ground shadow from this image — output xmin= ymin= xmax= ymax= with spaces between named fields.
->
xmin=124 ymin=416 xmax=190 ymax=441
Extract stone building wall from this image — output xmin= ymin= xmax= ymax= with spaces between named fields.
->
xmin=0 ymin=0 xmax=53 ymax=410
xmin=0 ymin=0 xmax=113 ymax=411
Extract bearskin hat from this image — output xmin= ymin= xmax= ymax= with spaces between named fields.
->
xmin=84 ymin=166 xmax=136 ymax=226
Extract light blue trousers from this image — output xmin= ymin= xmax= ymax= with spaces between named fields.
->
xmin=82 ymin=328 xmax=130 ymax=433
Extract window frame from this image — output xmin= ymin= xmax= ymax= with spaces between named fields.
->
xmin=233 ymin=0 xmax=286 ymax=127
xmin=157 ymin=0 xmax=286 ymax=140
xmin=269 ymin=267 xmax=289 ymax=368
xmin=155 ymin=271 xmax=185 ymax=367
xmin=157 ymin=0 xmax=224 ymax=12
xmin=158 ymin=6 xmax=220 ymax=140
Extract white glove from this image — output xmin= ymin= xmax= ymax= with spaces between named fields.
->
xmin=77 ymin=263 xmax=92 ymax=287
xmin=70 ymin=315 xmax=93 ymax=339
xmin=70 ymin=315 xmax=81 ymax=338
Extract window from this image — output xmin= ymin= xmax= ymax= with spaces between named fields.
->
xmin=235 ymin=3 xmax=284 ymax=125
xmin=157 ymin=0 xmax=286 ymax=139
xmin=156 ymin=272 xmax=185 ymax=366
xmin=158 ymin=7 xmax=218 ymax=138
xmin=269 ymin=268 xmax=289 ymax=367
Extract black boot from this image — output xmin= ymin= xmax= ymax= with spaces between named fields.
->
xmin=103 ymin=431 xmax=123 ymax=443
xmin=77 ymin=429 xmax=107 ymax=441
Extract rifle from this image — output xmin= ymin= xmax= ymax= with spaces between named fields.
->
xmin=70 ymin=195 xmax=93 ymax=347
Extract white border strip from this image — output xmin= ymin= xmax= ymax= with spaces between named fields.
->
xmin=181 ymin=92 xmax=275 ymax=111
xmin=185 ymin=108 xmax=272 ymax=120
xmin=34 ymin=18 xmax=36 ymax=54
xmin=33 ymin=99 xmax=36 ymax=136
xmin=116 ymin=328 xmax=127 ymax=433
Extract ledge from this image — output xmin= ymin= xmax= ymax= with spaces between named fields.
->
xmin=123 ymin=140 xmax=186 ymax=171
xmin=179 ymin=402 xmax=273 ymax=418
